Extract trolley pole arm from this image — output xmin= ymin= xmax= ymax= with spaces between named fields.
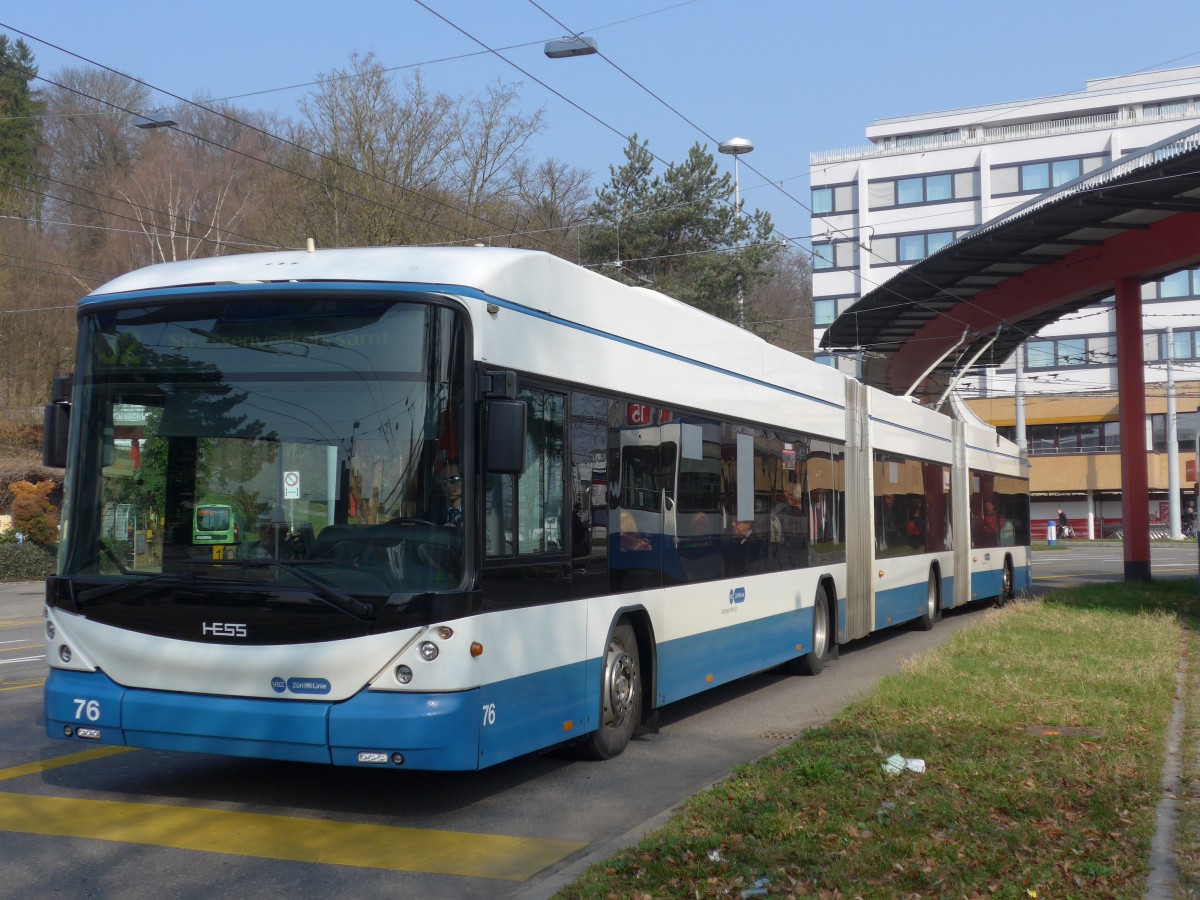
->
xmin=934 ymin=331 xmax=1000 ymax=412
xmin=903 ymin=329 xmax=968 ymax=399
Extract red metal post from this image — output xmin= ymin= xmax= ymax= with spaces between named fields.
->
xmin=1115 ymin=276 xmax=1151 ymax=581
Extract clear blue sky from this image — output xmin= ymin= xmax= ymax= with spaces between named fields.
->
xmin=6 ymin=0 xmax=1200 ymax=243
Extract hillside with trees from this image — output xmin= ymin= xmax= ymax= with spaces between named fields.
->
xmin=0 ymin=38 xmax=811 ymax=478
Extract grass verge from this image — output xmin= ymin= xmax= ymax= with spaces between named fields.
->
xmin=558 ymin=581 xmax=1197 ymax=899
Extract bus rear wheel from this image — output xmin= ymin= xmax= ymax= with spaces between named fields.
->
xmin=915 ymin=571 xmax=940 ymax=631
xmin=787 ymin=586 xmax=832 ymax=676
xmin=577 ymin=622 xmax=641 ymax=760
xmin=1000 ymin=557 xmax=1015 ymax=604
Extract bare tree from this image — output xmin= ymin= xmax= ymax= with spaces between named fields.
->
xmin=291 ymin=55 xmax=458 ymax=247
xmin=106 ymin=125 xmax=256 ymax=266
xmin=38 ymin=67 xmax=149 ymax=257
xmin=744 ymin=248 xmax=813 ymax=356
xmin=510 ymin=158 xmax=592 ymax=257
xmin=450 ymin=80 xmax=544 ymax=236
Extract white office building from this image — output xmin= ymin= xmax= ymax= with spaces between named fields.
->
xmin=811 ymin=66 xmax=1200 ymax=394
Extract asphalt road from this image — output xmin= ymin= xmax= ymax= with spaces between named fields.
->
xmin=1 ymin=543 xmax=1195 ymax=898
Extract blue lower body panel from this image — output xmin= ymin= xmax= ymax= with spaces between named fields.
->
xmin=971 ymin=564 xmax=1030 ymax=601
xmin=656 ymin=608 xmax=812 ymax=705
xmin=45 ymin=668 xmax=482 ymax=770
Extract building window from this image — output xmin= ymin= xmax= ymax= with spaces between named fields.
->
xmin=1022 ymin=337 xmax=1097 ymax=369
xmin=892 ymin=230 xmax=955 ymax=263
xmin=926 ymin=231 xmax=954 ymax=255
xmin=898 ymin=235 xmax=925 ymax=261
xmin=897 ymin=177 xmax=924 ymax=204
xmin=1026 ymin=340 xmax=1055 ymax=369
xmin=812 ymin=183 xmax=857 ymax=215
xmin=814 ymin=353 xmax=838 ymax=368
xmin=1055 ymin=338 xmax=1086 ymax=366
xmin=926 ymin=173 xmax=953 ymax=201
xmin=1023 ymin=421 xmax=1121 ymax=455
xmin=814 ymin=298 xmax=837 ymax=327
xmin=813 ymin=242 xmax=857 ymax=271
xmin=1102 ymin=421 xmax=1120 ymax=450
xmin=877 ymin=171 xmax=975 ymax=208
xmin=1020 ymin=163 xmax=1050 ymax=191
xmin=994 ymin=156 xmax=1097 ymax=196
xmin=1051 ymin=159 xmax=1081 ymax=186
xmin=1172 ymin=330 xmax=1196 ymax=360
xmin=1159 ymin=269 xmax=1191 ymax=298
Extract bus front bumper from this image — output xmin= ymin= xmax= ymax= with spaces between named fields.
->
xmin=44 ymin=668 xmax=481 ymax=770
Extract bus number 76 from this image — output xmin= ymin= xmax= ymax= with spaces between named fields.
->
xmin=73 ymin=698 xmax=101 ymax=722
xmin=481 ymin=703 xmax=496 ymax=727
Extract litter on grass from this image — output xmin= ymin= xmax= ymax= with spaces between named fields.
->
xmin=740 ymin=876 xmax=771 ymax=898
xmin=881 ymin=753 xmax=926 ymax=775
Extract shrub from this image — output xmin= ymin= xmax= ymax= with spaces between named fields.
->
xmin=9 ymin=480 xmax=60 ymax=545
xmin=0 ymin=540 xmax=56 ymax=581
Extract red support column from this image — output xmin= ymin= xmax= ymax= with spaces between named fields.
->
xmin=1115 ymin=276 xmax=1151 ymax=581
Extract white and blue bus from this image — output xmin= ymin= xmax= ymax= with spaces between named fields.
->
xmin=42 ymin=247 xmax=1030 ymax=770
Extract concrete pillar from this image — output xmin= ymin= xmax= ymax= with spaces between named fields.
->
xmin=1086 ymin=489 xmax=1095 ymax=540
xmin=1115 ymin=276 xmax=1151 ymax=580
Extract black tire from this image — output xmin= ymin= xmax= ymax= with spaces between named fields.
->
xmin=787 ymin=586 xmax=832 ymax=676
xmin=915 ymin=571 xmax=940 ymax=631
xmin=1000 ymin=557 xmax=1014 ymax=604
xmin=577 ymin=622 xmax=641 ymax=760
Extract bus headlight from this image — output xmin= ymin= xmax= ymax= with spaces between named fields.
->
xmin=46 ymin=620 xmax=55 ymax=639
xmin=58 ymin=645 xmax=72 ymax=663
xmin=394 ymin=665 xmax=413 ymax=684
xmin=419 ymin=641 xmax=439 ymax=661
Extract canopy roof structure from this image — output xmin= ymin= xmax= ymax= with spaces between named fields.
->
xmin=822 ymin=125 xmax=1200 ymax=399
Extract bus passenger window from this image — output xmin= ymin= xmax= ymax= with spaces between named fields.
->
xmin=485 ymin=387 xmax=565 ymax=557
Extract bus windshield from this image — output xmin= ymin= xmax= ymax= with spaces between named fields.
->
xmin=62 ymin=292 xmax=468 ymax=596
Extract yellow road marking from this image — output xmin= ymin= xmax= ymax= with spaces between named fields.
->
xmin=0 ymin=747 xmax=132 ymax=783
xmin=1 ymin=643 xmax=43 ymax=652
xmin=0 ymin=678 xmax=45 ymax=693
xmin=0 ymin=792 xmax=584 ymax=879
xmin=0 ymin=618 xmax=41 ymax=628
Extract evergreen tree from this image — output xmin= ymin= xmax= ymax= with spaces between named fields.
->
xmin=0 ymin=36 xmax=44 ymax=212
xmin=581 ymin=136 xmax=778 ymax=323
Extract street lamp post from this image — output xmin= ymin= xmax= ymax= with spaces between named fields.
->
xmin=719 ymin=137 xmax=754 ymax=328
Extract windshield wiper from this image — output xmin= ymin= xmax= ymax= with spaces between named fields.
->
xmin=77 ymin=571 xmax=199 ymax=605
xmin=199 ymin=559 xmax=374 ymax=621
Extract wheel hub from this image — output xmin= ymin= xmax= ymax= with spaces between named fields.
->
xmin=603 ymin=644 xmax=636 ymax=725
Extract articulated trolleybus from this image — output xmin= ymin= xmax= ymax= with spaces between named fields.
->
xmin=42 ymin=247 xmax=1030 ymax=771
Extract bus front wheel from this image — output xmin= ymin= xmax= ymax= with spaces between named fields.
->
xmin=578 ymin=622 xmax=641 ymax=760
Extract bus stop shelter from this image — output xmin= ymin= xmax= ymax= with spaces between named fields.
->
xmin=822 ymin=126 xmax=1200 ymax=580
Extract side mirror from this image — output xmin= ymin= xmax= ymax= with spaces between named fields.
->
xmin=485 ymin=400 xmax=526 ymax=475
xmin=42 ymin=375 xmax=73 ymax=468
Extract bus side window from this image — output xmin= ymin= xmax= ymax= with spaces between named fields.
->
xmin=485 ymin=387 xmax=565 ymax=557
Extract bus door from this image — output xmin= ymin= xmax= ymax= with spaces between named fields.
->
xmin=670 ymin=422 xmax=723 ymax=584
xmin=610 ymin=422 xmax=667 ymax=591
